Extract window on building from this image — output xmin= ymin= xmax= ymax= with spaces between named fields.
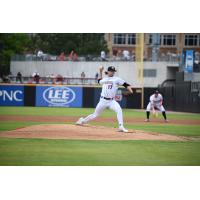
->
xmin=148 ymin=34 xmax=161 ymax=45
xmin=185 ymin=34 xmax=198 ymax=46
xmin=113 ymin=34 xmax=126 ymax=44
xmin=143 ymin=69 xmax=157 ymax=77
xmin=128 ymin=34 xmax=136 ymax=45
xmin=163 ymin=34 xmax=176 ymax=46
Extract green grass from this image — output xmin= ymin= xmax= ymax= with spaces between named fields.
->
xmin=0 ymin=106 xmax=200 ymax=119
xmin=0 ymin=138 xmax=200 ymax=166
xmin=90 ymin=122 xmax=200 ymax=137
xmin=0 ymin=106 xmax=112 ymax=117
xmin=0 ymin=121 xmax=64 ymax=132
xmin=127 ymin=124 xmax=200 ymax=136
xmin=0 ymin=106 xmax=200 ymax=166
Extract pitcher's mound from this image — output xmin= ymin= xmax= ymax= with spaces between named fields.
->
xmin=0 ymin=124 xmax=187 ymax=141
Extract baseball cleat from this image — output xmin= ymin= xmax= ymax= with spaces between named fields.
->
xmin=118 ymin=126 xmax=128 ymax=133
xmin=164 ymin=119 xmax=169 ymax=123
xmin=76 ymin=117 xmax=84 ymax=125
xmin=144 ymin=119 xmax=150 ymax=122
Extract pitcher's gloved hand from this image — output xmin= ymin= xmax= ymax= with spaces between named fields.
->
xmin=122 ymin=91 xmax=133 ymax=97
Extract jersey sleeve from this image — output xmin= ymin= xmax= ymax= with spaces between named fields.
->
xmin=116 ymin=77 xmax=125 ymax=86
xmin=99 ymin=78 xmax=106 ymax=85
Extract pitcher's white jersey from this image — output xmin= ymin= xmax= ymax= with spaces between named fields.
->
xmin=99 ymin=76 xmax=125 ymax=98
xmin=76 ymin=74 xmax=130 ymax=132
xmin=150 ymin=94 xmax=163 ymax=106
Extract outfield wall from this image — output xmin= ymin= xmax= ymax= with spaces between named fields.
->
xmin=0 ymin=84 xmax=155 ymax=109
xmin=1 ymin=84 xmax=199 ymax=112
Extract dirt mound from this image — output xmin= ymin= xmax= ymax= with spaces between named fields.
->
xmin=0 ymin=124 xmax=187 ymax=141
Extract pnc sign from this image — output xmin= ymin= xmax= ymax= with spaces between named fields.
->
xmin=0 ymin=86 xmax=24 ymax=106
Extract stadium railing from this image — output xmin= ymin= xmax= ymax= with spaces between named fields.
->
xmin=11 ymin=53 xmax=187 ymax=63
xmin=0 ymin=76 xmax=98 ymax=85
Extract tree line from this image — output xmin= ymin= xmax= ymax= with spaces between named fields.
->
xmin=0 ymin=33 xmax=108 ymax=75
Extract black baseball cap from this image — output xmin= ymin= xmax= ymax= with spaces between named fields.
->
xmin=155 ymin=90 xmax=159 ymax=94
xmin=107 ymin=66 xmax=117 ymax=72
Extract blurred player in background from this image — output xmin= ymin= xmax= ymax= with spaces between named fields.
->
xmin=145 ymin=90 xmax=168 ymax=122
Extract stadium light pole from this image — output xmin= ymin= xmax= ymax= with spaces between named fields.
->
xmin=136 ymin=33 xmax=144 ymax=109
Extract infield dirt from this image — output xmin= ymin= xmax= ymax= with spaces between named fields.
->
xmin=0 ymin=124 xmax=189 ymax=141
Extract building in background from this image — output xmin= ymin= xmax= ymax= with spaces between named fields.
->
xmin=104 ymin=33 xmax=200 ymax=61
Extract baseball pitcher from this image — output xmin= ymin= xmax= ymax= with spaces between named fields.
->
xmin=76 ymin=66 xmax=133 ymax=132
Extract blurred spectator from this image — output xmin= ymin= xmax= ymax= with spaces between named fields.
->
xmin=2 ymin=75 xmax=10 ymax=83
xmin=34 ymin=74 xmax=40 ymax=84
xmin=123 ymin=49 xmax=130 ymax=61
xmin=81 ymin=71 xmax=86 ymax=84
xmin=37 ymin=50 xmax=44 ymax=61
xmin=16 ymin=72 xmax=22 ymax=83
xmin=81 ymin=71 xmax=86 ymax=78
xmin=46 ymin=74 xmax=55 ymax=84
xmin=69 ymin=50 xmax=78 ymax=61
xmin=32 ymin=72 xmax=40 ymax=84
xmin=100 ymin=50 xmax=106 ymax=61
xmin=50 ymin=74 xmax=55 ymax=79
xmin=69 ymin=50 xmax=74 ymax=60
xmin=0 ymin=76 xmax=3 ymax=83
xmin=113 ymin=49 xmax=118 ymax=56
xmin=58 ymin=52 xmax=66 ymax=61
xmin=55 ymin=74 xmax=63 ymax=84
xmin=86 ymin=54 xmax=92 ymax=61
xmin=112 ymin=49 xmax=118 ymax=60
xmin=131 ymin=51 xmax=135 ymax=61
xmin=73 ymin=51 xmax=78 ymax=61
xmin=32 ymin=71 xmax=39 ymax=77
xmin=118 ymin=49 xmax=122 ymax=56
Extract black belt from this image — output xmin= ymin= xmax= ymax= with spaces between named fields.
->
xmin=101 ymin=96 xmax=114 ymax=100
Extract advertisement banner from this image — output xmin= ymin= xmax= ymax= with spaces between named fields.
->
xmin=185 ymin=50 xmax=194 ymax=73
xmin=115 ymin=88 xmax=127 ymax=108
xmin=36 ymin=86 xmax=82 ymax=107
xmin=0 ymin=85 xmax=24 ymax=106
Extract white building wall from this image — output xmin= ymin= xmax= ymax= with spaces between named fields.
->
xmin=10 ymin=61 xmax=171 ymax=87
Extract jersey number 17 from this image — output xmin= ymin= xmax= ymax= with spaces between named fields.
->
xmin=107 ymin=84 xmax=113 ymax=89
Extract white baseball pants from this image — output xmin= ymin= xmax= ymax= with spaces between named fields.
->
xmin=146 ymin=102 xmax=166 ymax=112
xmin=82 ymin=98 xmax=124 ymax=127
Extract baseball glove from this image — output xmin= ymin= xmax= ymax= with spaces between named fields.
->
xmin=122 ymin=91 xmax=133 ymax=97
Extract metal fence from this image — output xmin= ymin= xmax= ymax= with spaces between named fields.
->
xmin=159 ymin=81 xmax=200 ymax=113
xmin=1 ymin=76 xmax=98 ymax=85
xmin=11 ymin=53 xmax=184 ymax=63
